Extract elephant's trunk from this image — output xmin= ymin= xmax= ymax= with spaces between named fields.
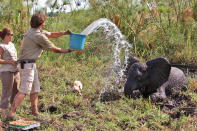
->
xmin=124 ymin=85 xmax=132 ymax=97
xmin=124 ymin=81 xmax=137 ymax=97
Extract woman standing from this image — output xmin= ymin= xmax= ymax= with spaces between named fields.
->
xmin=0 ymin=28 xmax=19 ymax=121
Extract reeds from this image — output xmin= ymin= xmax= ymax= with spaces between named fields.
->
xmin=89 ymin=0 xmax=197 ymax=64
xmin=0 ymin=0 xmax=196 ymax=63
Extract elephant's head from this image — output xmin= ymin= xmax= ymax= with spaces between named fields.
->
xmin=124 ymin=57 xmax=171 ymax=97
xmin=124 ymin=56 xmax=140 ymax=76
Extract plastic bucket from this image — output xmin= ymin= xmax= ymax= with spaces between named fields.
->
xmin=69 ymin=33 xmax=87 ymax=50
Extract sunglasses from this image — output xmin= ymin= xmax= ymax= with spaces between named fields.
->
xmin=7 ymin=33 xmax=13 ymax=36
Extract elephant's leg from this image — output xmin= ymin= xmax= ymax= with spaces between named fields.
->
xmin=151 ymin=83 xmax=168 ymax=101
xmin=140 ymin=86 xmax=156 ymax=98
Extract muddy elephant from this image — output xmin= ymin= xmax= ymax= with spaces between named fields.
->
xmin=124 ymin=57 xmax=187 ymax=101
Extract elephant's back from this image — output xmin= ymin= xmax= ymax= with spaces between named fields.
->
xmin=167 ymin=67 xmax=187 ymax=92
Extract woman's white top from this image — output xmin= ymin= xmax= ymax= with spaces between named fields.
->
xmin=0 ymin=42 xmax=18 ymax=72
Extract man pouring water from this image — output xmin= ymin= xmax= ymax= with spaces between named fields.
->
xmin=7 ymin=13 xmax=77 ymax=120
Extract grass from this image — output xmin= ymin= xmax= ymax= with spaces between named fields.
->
xmin=2 ymin=57 xmax=197 ymax=130
xmin=0 ymin=1 xmax=196 ymax=130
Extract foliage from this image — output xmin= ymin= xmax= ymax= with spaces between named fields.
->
xmin=90 ymin=0 xmax=197 ymax=64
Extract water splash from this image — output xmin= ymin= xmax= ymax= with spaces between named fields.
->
xmin=81 ymin=18 xmax=132 ymax=98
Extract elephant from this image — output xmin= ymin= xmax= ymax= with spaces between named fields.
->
xmin=124 ymin=57 xmax=187 ymax=101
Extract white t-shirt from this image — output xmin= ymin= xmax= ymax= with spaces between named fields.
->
xmin=0 ymin=42 xmax=18 ymax=72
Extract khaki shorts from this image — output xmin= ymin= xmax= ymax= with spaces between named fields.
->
xmin=19 ymin=63 xmax=40 ymax=95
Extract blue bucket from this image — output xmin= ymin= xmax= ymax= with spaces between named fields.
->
xmin=69 ymin=33 xmax=87 ymax=50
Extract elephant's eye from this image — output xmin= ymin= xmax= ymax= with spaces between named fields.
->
xmin=136 ymin=76 xmax=142 ymax=81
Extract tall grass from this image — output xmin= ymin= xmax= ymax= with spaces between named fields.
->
xmin=89 ymin=0 xmax=197 ymax=64
xmin=1 ymin=0 xmax=196 ymax=64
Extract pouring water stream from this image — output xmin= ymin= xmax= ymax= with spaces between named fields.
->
xmin=81 ymin=18 xmax=132 ymax=97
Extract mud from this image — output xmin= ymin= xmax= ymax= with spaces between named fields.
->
xmin=38 ymin=103 xmax=58 ymax=113
xmin=99 ymin=90 xmax=122 ymax=102
xmin=47 ymin=105 xmax=58 ymax=113
xmin=100 ymin=87 xmax=197 ymax=118
xmin=157 ymin=93 xmax=197 ymax=116
xmin=38 ymin=103 xmax=46 ymax=112
xmin=62 ymin=111 xmax=81 ymax=120
xmin=130 ymin=89 xmax=197 ymax=117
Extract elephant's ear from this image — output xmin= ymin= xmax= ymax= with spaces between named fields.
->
xmin=146 ymin=57 xmax=171 ymax=89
